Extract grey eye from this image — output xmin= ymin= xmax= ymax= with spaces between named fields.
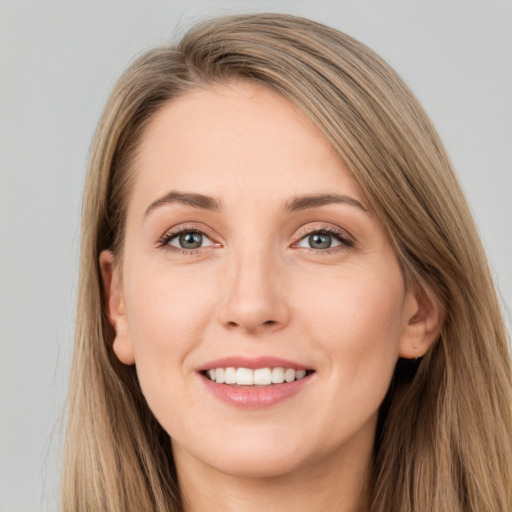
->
xmin=167 ymin=231 xmax=208 ymax=249
xmin=179 ymin=232 xmax=203 ymax=249
xmin=164 ymin=228 xmax=217 ymax=251
xmin=296 ymin=231 xmax=344 ymax=250
xmin=308 ymin=233 xmax=333 ymax=249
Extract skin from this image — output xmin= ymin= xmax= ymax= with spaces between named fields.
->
xmin=101 ymin=81 xmax=440 ymax=512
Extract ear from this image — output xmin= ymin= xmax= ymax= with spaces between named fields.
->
xmin=398 ymin=284 xmax=444 ymax=359
xmin=99 ymin=250 xmax=135 ymax=365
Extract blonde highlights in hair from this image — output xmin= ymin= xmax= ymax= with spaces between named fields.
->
xmin=62 ymin=13 xmax=512 ymax=511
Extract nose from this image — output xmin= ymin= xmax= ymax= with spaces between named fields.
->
xmin=217 ymin=249 xmax=290 ymax=334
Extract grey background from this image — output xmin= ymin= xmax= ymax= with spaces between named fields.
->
xmin=1 ymin=1 xmax=510 ymax=510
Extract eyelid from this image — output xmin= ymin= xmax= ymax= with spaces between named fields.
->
xmin=292 ymin=223 xmax=355 ymax=250
xmin=156 ymin=222 xmax=354 ymax=252
xmin=157 ymin=223 xmax=221 ymax=250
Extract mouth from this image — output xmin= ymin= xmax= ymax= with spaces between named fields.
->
xmin=200 ymin=367 xmax=315 ymax=386
xmin=197 ymin=358 xmax=315 ymax=408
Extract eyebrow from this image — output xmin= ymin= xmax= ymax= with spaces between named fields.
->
xmin=284 ymin=194 xmax=368 ymax=213
xmin=145 ymin=191 xmax=221 ymax=217
xmin=144 ymin=191 xmax=368 ymax=217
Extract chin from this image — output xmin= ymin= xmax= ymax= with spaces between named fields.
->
xmin=212 ymin=446 xmax=309 ymax=480
xmin=173 ymin=428 xmax=313 ymax=480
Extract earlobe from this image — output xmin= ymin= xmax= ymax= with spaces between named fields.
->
xmin=398 ymin=284 xmax=444 ymax=360
xmin=99 ymin=250 xmax=135 ymax=365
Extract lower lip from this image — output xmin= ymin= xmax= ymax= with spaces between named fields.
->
xmin=200 ymin=374 xmax=313 ymax=408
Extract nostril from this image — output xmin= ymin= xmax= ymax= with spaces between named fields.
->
xmin=226 ymin=319 xmax=276 ymax=329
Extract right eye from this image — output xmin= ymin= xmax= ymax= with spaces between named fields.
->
xmin=164 ymin=230 xmax=216 ymax=250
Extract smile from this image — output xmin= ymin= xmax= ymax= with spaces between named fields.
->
xmin=198 ymin=357 xmax=315 ymax=407
xmin=203 ymin=367 xmax=312 ymax=386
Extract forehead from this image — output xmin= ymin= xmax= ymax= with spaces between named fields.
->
xmin=128 ymin=81 xmax=366 ymax=212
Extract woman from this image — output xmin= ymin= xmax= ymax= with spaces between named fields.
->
xmin=62 ymin=13 xmax=512 ymax=512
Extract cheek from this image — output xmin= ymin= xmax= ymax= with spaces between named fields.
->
xmin=298 ymin=264 xmax=404 ymax=396
xmin=121 ymin=265 xmax=222 ymax=435
xmin=126 ymin=261 xmax=214 ymax=339
xmin=302 ymin=265 xmax=404 ymax=337
xmin=122 ymin=263 xmax=218 ymax=393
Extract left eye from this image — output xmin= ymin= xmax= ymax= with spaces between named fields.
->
xmin=167 ymin=231 xmax=215 ymax=250
xmin=296 ymin=231 xmax=344 ymax=250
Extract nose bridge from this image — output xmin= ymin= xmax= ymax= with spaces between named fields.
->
xmin=218 ymin=239 xmax=289 ymax=332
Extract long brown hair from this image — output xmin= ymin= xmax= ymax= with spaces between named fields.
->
xmin=62 ymin=13 xmax=512 ymax=511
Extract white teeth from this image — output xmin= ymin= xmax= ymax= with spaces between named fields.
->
xmin=271 ymin=367 xmax=285 ymax=384
xmin=284 ymin=368 xmax=296 ymax=383
xmin=206 ymin=366 xmax=310 ymax=386
xmin=236 ymin=367 xmax=254 ymax=385
xmin=215 ymin=368 xmax=225 ymax=384
xmin=295 ymin=369 xmax=306 ymax=380
xmin=225 ymin=367 xmax=237 ymax=384
xmin=253 ymin=368 xmax=272 ymax=386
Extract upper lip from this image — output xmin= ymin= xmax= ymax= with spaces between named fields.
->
xmin=197 ymin=356 xmax=313 ymax=372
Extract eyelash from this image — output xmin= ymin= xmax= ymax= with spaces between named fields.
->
xmin=294 ymin=225 xmax=355 ymax=254
xmin=157 ymin=224 xmax=354 ymax=254
xmin=157 ymin=225 xmax=217 ymax=254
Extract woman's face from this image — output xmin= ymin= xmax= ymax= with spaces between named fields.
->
xmin=103 ymin=81 xmax=430 ymax=480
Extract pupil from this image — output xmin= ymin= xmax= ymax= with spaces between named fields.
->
xmin=180 ymin=232 xmax=202 ymax=249
xmin=309 ymin=233 xmax=331 ymax=249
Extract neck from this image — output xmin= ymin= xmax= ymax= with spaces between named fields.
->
xmin=174 ymin=435 xmax=372 ymax=512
